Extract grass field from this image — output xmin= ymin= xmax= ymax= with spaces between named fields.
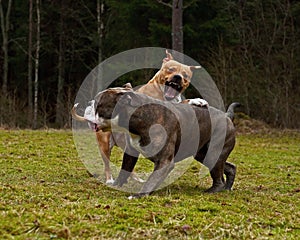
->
xmin=0 ymin=129 xmax=299 ymax=239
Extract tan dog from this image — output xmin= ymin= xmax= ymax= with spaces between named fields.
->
xmin=71 ymin=50 xmax=201 ymax=183
xmin=137 ymin=51 xmax=200 ymax=101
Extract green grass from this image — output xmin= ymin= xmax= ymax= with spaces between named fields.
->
xmin=0 ymin=129 xmax=299 ymax=239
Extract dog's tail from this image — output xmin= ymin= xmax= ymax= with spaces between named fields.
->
xmin=226 ymin=102 xmax=241 ymax=120
xmin=71 ymin=103 xmax=86 ymax=122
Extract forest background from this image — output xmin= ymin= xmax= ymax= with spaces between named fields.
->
xmin=0 ymin=0 xmax=299 ymax=129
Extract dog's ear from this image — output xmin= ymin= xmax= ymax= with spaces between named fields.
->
xmin=120 ymin=92 xmax=142 ymax=107
xmin=190 ymin=66 xmax=201 ymax=71
xmin=163 ymin=49 xmax=174 ymax=63
xmin=123 ymin=82 xmax=133 ymax=89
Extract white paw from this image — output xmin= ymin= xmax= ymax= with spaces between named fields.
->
xmin=128 ymin=195 xmax=134 ymax=200
xmin=188 ymin=98 xmax=208 ymax=107
xmin=131 ymin=174 xmax=145 ymax=183
xmin=106 ymin=178 xmax=114 ymax=185
xmin=136 ymin=178 xmax=145 ymax=183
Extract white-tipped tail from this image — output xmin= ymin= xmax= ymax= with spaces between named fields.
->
xmin=70 ymin=103 xmax=86 ymax=122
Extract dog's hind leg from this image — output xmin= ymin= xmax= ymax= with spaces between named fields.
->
xmin=96 ymin=131 xmax=114 ymax=184
xmin=202 ymin=135 xmax=235 ymax=193
xmin=205 ymin=161 xmax=226 ymax=193
xmin=224 ymin=162 xmax=236 ymax=190
xmin=205 ymin=143 xmax=236 ymax=193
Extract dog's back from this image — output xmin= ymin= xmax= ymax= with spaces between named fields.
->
xmin=98 ymin=89 xmax=240 ymax=197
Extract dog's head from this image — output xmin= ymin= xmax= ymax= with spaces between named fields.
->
xmin=94 ymin=87 xmax=135 ymax=132
xmin=95 ymin=87 xmax=161 ymax=132
xmin=152 ymin=50 xmax=201 ymax=101
xmin=71 ymin=83 xmax=133 ymax=132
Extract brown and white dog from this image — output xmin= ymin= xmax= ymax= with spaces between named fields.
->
xmin=92 ymin=87 xmax=239 ymax=198
xmin=71 ymin=50 xmax=202 ymax=183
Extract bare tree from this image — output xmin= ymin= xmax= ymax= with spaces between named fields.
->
xmin=55 ymin=2 xmax=65 ymax=127
xmin=0 ymin=0 xmax=12 ymax=96
xmin=33 ymin=0 xmax=40 ymax=129
xmin=223 ymin=0 xmax=299 ymax=127
xmin=28 ymin=0 xmax=33 ymax=125
xmin=157 ymin=0 xmax=183 ymax=52
xmin=157 ymin=0 xmax=196 ymax=53
xmin=96 ymin=0 xmax=104 ymax=91
xmin=171 ymin=0 xmax=183 ymax=52
xmin=97 ymin=0 xmax=104 ymax=64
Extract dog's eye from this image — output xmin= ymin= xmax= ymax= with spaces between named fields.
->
xmin=168 ymin=67 xmax=176 ymax=73
xmin=182 ymin=72 xmax=190 ymax=80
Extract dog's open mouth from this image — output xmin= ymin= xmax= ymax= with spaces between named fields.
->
xmin=164 ymin=81 xmax=182 ymax=101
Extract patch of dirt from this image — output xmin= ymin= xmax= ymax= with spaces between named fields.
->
xmin=233 ymin=112 xmax=272 ymax=134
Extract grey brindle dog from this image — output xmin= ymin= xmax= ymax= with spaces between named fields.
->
xmin=93 ymin=87 xmax=240 ymax=199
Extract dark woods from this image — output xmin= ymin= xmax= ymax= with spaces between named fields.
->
xmin=0 ymin=0 xmax=299 ymax=129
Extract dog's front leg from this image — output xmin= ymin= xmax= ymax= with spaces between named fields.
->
xmin=113 ymin=151 xmax=138 ymax=187
xmin=130 ymin=155 xmax=175 ymax=199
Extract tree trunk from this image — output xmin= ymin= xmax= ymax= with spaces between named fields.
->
xmin=33 ymin=0 xmax=40 ymax=129
xmin=157 ymin=0 xmax=184 ymax=53
xmin=172 ymin=0 xmax=183 ymax=53
xmin=96 ymin=0 xmax=104 ymax=91
xmin=0 ymin=0 xmax=12 ymax=96
xmin=28 ymin=0 xmax=33 ymax=125
xmin=55 ymin=2 xmax=65 ymax=127
xmin=97 ymin=0 xmax=104 ymax=65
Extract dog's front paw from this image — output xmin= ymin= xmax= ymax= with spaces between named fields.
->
xmin=112 ymin=177 xmax=127 ymax=187
xmin=130 ymin=173 xmax=145 ymax=183
xmin=128 ymin=193 xmax=147 ymax=200
xmin=113 ymin=170 xmax=131 ymax=187
xmin=188 ymin=98 xmax=208 ymax=107
xmin=128 ymin=195 xmax=136 ymax=200
xmin=105 ymin=178 xmax=114 ymax=185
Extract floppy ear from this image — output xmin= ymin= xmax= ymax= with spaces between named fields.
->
xmin=190 ymin=66 xmax=201 ymax=71
xmin=121 ymin=92 xmax=142 ymax=107
xmin=163 ymin=49 xmax=174 ymax=63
